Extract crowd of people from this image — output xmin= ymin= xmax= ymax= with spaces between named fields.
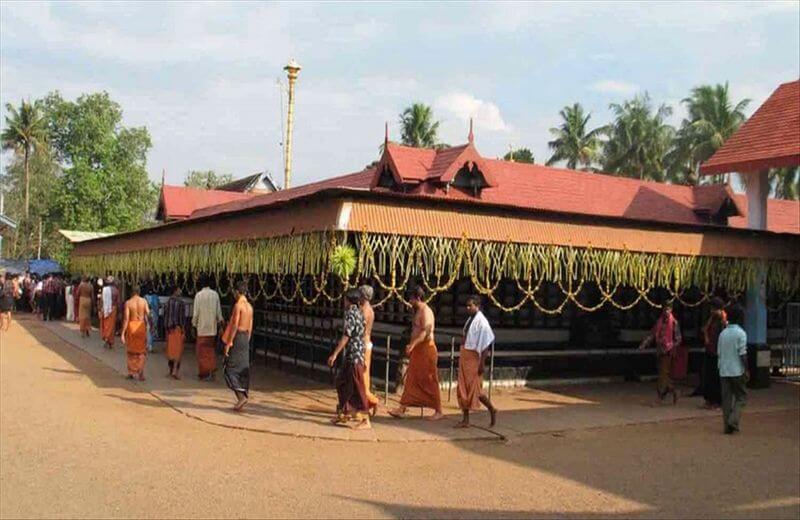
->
xmin=0 ymin=271 xmax=80 ymax=330
xmin=3 ymin=268 xmax=751 ymax=435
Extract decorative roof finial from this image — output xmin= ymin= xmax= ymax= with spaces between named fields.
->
xmin=161 ymin=168 xmax=166 ymax=186
xmin=384 ymin=121 xmax=389 ymax=147
xmin=468 ymin=118 xmax=474 ymax=144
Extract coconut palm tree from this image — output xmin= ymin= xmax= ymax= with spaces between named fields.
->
xmin=2 ymin=100 xmax=49 ymax=218
xmin=399 ymin=103 xmax=439 ymax=148
xmin=667 ymin=83 xmax=750 ymax=185
xmin=770 ymin=166 xmax=799 ymax=200
xmin=545 ymin=103 xmax=603 ymax=170
xmin=602 ymin=93 xmax=674 ymax=181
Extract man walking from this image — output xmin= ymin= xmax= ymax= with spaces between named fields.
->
xmin=164 ymin=287 xmax=188 ymax=379
xmin=456 ymin=296 xmax=498 ymax=428
xmin=359 ymin=284 xmax=379 ymax=415
xmin=717 ymin=304 xmax=749 ymax=435
xmin=192 ymin=277 xmax=223 ymax=381
xmin=388 ymin=286 xmax=444 ymax=421
xmin=121 ymin=286 xmax=152 ymax=381
xmin=100 ymin=277 xmax=120 ymax=349
xmin=42 ymin=274 xmax=56 ymax=321
xmin=639 ymin=302 xmax=682 ymax=405
xmin=222 ymin=281 xmax=254 ymax=411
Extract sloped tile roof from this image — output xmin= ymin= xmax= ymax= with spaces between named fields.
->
xmin=701 ymin=80 xmax=800 ymax=175
xmin=186 ymin=143 xmax=799 ymax=235
xmin=158 ymin=185 xmax=257 ymax=220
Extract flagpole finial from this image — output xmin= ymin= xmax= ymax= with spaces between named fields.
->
xmin=468 ymin=118 xmax=474 ymax=143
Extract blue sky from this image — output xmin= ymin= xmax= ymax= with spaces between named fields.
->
xmin=1 ymin=1 xmax=798 ymax=187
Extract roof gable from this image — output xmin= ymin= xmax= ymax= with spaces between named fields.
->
xmin=371 ymin=141 xmax=497 ymax=189
xmin=701 ymin=79 xmax=800 ymax=175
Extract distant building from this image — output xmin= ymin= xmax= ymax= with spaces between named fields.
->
xmin=156 ymin=171 xmax=279 ymax=222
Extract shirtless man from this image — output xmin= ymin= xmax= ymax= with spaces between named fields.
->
xmin=121 ymin=286 xmax=152 ymax=381
xmin=222 ymin=281 xmax=254 ymax=411
xmin=389 ymin=286 xmax=444 ymax=421
xmin=359 ymin=285 xmax=379 ymax=415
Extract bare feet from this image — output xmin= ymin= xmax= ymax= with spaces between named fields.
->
xmin=233 ymin=396 xmax=248 ymax=412
xmin=453 ymin=421 xmax=470 ymax=429
xmin=350 ymin=419 xmax=371 ymax=430
xmin=387 ymin=407 xmax=406 ymax=419
xmin=330 ymin=414 xmax=349 ymax=426
xmin=427 ymin=412 xmax=445 ymax=421
xmin=489 ymin=407 xmax=497 ymax=427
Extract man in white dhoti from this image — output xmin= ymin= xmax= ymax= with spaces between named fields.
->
xmin=455 ymin=295 xmax=498 ymax=428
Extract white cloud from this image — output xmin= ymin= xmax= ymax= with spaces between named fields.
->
xmin=589 ymin=80 xmax=640 ymax=95
xmin=435 ymin=92 xmax=509 ymax=132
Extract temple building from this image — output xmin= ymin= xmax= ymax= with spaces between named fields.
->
xmin=71 ymin=84 xmax=800 ymax=385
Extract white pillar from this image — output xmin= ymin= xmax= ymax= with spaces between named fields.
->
xmin=743 ymin=170 xmax=768 ymax=346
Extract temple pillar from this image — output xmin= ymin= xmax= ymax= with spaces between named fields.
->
xmin=743 ymin=169 xmax=770 ymax=387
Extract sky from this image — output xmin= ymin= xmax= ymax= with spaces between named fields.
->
xmin=1 ymin=1 xmax=799 ymax=188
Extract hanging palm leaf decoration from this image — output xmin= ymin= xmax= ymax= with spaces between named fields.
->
xmin=330 ymin=244 xmax=357 ymax=280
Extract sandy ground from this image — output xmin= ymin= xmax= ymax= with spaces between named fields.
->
xmin=1 ymin=316 xmax=799 ymax=519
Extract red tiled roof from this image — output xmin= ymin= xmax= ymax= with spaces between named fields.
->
xmin=729 ymin=196 xmax=800 ymax=234
xmin=158 ymin=185 xmax=256 ymax=220
xmin=701 ymin=80 xmax=800 ymax=175
xmin=189 ymin=169 xmax=374 ymax=219
xmin=187 ymin=142 xmax=800 ymax=235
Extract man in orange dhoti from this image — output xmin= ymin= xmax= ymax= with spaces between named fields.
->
xmin=121 ymin=286 xmax=152 ymax=381
xmin=192 ymin=278 xmax=223 ymax=381
xmin=164 ymin=287 xmax=188 ymax=379
xmin=389 ymin=286 xmax=443 ymax=421
xmin=456 ymin=296 xmax=498 ymax=428
xmin=77 ymin=277 xmax=94 ymax=337
xmin=100 ymin=277 xmax=120 ymax=349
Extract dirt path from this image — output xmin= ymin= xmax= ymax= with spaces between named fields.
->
xmin=1 ymin=317 xmax=798 ymax=519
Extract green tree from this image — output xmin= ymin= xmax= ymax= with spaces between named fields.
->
xmin=504 ymin=147 xmax=535 ymax=164
xmin=602 ymin=93 xmax=674 ymax=181
xmin=545 ymin=103 xmax=603 ymax=170
xmin=770 ymin=166 xmax=799 ymax=200
xmin=42 ymin=91 xmax=157 ymax=233
xmin=667 ymin=83 xmax=750 ymax=185
xmin=183 ymin=170 xmax=234 ymax=189
xmin=2 ymin=146 xmax=61 ymax=259
xmin=1 ymin=99 xmax=49 ymax=218
xmin=399 ymin=103 xmax=439 ymax=148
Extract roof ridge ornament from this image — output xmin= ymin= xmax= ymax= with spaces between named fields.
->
xmin=385 ymin=121 xmax=389 ymax=148
xmin=468 ymin=118 xmax=474 ymax=144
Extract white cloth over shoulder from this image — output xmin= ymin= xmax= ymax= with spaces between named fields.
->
xmin=102 ymin=286 xmax=113 ymax=318
xmin=463 ymin=310 xmax=495 ymax=355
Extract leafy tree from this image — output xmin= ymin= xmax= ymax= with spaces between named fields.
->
xmin=2 ymin=146 xmax=61 ymax=259
xmin=504 ymin=148 xmax=535 ymax=164
xmin=2 ymin=99 xmax=49 ymax=218
xmin=41 ymin=91 xmax=157 ymax=233
xmin=602 ymin=93 xmax=674 ymax=181
xmin=770 ymin=166 xmax=799 ymax=200
xmin=545 ymin=103 xmax=603 ymax=170
xmin=667 ymin=83 xmax=750 ymax=185
xmin=399 ymin=103 xmax=439 ymax=148
xmin=184 ymin=170 xmax=234 ymax=189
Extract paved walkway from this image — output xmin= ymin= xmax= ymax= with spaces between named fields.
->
xmin=34 ymin=317 xmax=800 ymax=443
